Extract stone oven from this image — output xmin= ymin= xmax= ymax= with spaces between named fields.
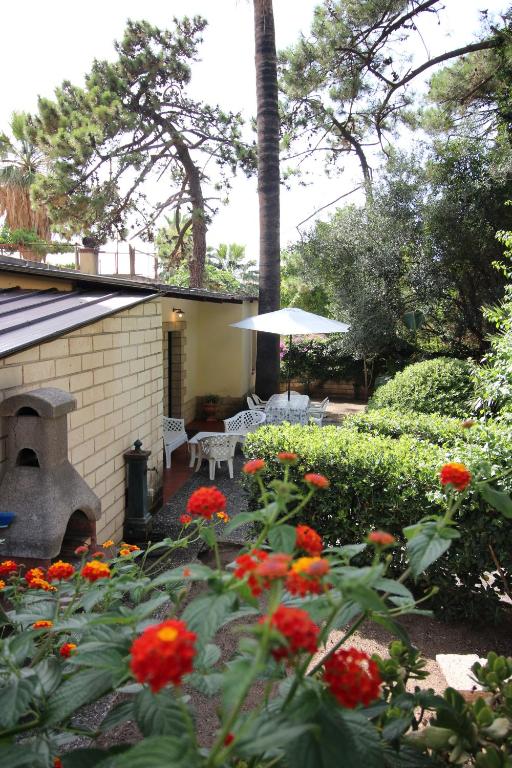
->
xmin=0 ymin=387 xmax=101 ymax=565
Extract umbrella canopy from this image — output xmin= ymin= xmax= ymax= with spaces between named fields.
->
xmin=230 ymin=308 xmax=350 ymax=399
xmin=230 ymin=307 xmax=349 ymax=335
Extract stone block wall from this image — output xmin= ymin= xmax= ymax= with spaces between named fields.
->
xmin=0 ymin=298 xmax=163 ymax=543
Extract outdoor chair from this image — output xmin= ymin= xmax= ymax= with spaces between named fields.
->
xmin=223 ymin=409 xmax=266 ymax=443
xmin=194 ymin=434 xmax=239 ymax=480
xmin=247 ymin=395 xmax=265 ymax=411
xmin=308 ymin=399 xmax=329 ymax=427
xmin=251 ymin=394 xmax=268 ymax=405
xmin=310 ymin=396 xmax=329 ymax=409
xmin=162 ymin=417 xmax=188 ymax=468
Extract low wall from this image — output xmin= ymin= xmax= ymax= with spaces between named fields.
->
xmin=279 ymin=379 xmax=365 ymax=400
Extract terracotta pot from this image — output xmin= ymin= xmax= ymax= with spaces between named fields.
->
xmin=203 ymin=402 xmax=218 ymax=421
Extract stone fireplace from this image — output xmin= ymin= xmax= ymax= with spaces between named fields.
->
xmin=0 ymin=388 xmax=101 ymax=565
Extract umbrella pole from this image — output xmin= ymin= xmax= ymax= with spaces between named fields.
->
xmin=288 ymin=334 xmax=292 ymax=401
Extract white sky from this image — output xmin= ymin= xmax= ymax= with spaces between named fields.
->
xmin=0 ymin=0 xmax=507 ymax=266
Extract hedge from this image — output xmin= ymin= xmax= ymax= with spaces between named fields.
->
xmin=368 ymin=357 xmax=474 ymax=418
xmin=244 ymin=424 xmax=512 ymax=624
xmin=341 ymin=407 xmax=506 ymax=448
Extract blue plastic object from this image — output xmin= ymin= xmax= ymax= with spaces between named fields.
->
xmin=0 ymin=512 xmax=15 ymax=528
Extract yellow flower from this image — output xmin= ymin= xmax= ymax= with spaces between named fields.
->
xmin=216 ymin=511 xmax=230 ymax=523
xmin=102 ymin=539 xmax=115 ymax=548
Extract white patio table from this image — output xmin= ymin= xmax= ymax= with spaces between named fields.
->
xmin=264 ymin=392 xmax=310 ymax=425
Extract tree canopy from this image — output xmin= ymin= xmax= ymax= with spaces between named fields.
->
xmin=27 ymin=17 xmax=254 ymax=287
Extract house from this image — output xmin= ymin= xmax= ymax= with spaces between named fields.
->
xmin=0 ymin=255 xmax=257 ymax=548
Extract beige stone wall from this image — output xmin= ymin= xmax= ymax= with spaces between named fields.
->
xmin=0 ymin=298 xmax=163 ymax=543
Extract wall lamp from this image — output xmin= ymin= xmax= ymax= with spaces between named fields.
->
xmin=173 ymin=307 xmax=184 ymax=319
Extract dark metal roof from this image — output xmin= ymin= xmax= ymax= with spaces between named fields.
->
xmin=0 ymin=288 xmax=158 ymax=359
xmin=0 ymin=256 xmax=257 ymax=303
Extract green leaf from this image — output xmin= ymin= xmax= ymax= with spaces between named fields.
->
xmin=61 ymin=749 xmax=112 ymax=768
xmin=151 ymin=563 xmax=213 ymax=587
xmin=99 ymin=699 xmax=135 ymax=733
xmin=268 ymin=524 xmax=297 ymax=553
xmin=343 ymin=583 xmax=387 ymax=613
xmin=405 ymin=523 xmax=452 ymax=577
xmin=108 ymin=736 xmax=198 ymax=767
xmin=44 ymin=668 xmax=114 ymax=726
xmin=479 ymin=483 xmax=512 ymax=518
xmin=222 ymin=658 xmax=254 ymax=716
xmin=0 ymin=677 xmax=34 ymax=729
xmin=181 ymin=593 xmax=235 ymax=645
xmin=197 ymin=643 xmax=221 ymax=669
xmin=133 ymin=688 xmax=191 ymax=738
xmin=0 ymin=744 xmax=46 ymax=767
xmin=186 ymin=672 xmax=224 ymax=696
xmin=224 ymin=511 xmax=260 ymax=534
xmin=382 ymin=716 xmax=412 ymax=742
xmin=237 ymin=717 xmax=315 ymax=757
xmin=34 ymin=657 xmax=62 ymax=697
xmin=8 ymin=633 xmax=34 ymax=665
xmin=328 ymin=543 xmax=367 ymax=562
xmin=199 ymin=526 xmax=216 ymax=548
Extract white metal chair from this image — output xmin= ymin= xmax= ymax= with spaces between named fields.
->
xmin=163 ymin=417 xmax=188 ymax=468
xmin=308 ymin=399 xmax=329 ymax=427
xmin=194 ymin=434 xmax=239 ymax=480
xmin=247 ymin=396 xmax=265 ymax=411
xmin=223 ymin=409 xmax=266 ymax=443
xmin=310 ymin=396 xmax=329 ymax=409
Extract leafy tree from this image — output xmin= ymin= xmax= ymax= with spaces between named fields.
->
xmin=279 ymin=0 xmax=505 ymax=186
xmin=207 ymin=242 xmax=259 ymax=293
xmin=280 ymin=248 xmax=329 ymax=315
xmin=253 ymin=0 xmax=281 ymax=397
xmin=155 ymin=211 xmax=193 ymax=282
xmin=27 ymin=18 xmax=254 ymax=287
xmin=0 ymin=113 xmax=51 ymax=261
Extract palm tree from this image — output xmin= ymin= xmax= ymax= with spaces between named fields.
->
xmin=253 ymin=0 xmax=281 ymax=397
xmin=0 ymin=113 xmax=50 ymax=262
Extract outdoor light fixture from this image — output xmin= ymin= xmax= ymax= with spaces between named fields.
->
xmin=173 ymin=307 xmax=184 ymax=319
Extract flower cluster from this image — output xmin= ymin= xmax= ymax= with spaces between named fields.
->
xmin=119 ymin=544 xmax=141 ymax=556
xmin=242 ymin=459 xmax=266 ymax=475
xmin=323 ymin=647 xmax=382 ymax=708
xmin=264 ymin=605 xmax=320 ymax=661
xmin=28 ymin=577 xmax=56 ymax=592
xmin=286 ymin=556 xmax=330 ymax=596
xmin=186 ymin=486 xmax=227 ymax=519
xmin=47 ymin=560 xmax=75 ymax=581
xmin=60 ymin=642 xmax=77 ymax=658
xmin=367 ymin=531 xmax=395 ymax=547
xmin=296 ymin=524 xmax=323 ymax=556
xmin=440 ymin=462 xmax=471 ymax=491
xmin=277 ymin=452 xmax=298 ymax=464
xmin=32 ymin=620 xmax=53 ymax=629
xmin=303 ymin=473 xmax=330 ymax=489
xmin=130 ymin=619 xmax=196 ymax=692
xmin=0 ymin=559 xmax=18 ymax=576
xmin=234 ymin=548 xmax=330 ymax=597
xmin=81 ymin=560 xmax=111 ymax=582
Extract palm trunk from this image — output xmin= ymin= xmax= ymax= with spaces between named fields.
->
xmin=254 ymin=0 xmax=281 ymax=398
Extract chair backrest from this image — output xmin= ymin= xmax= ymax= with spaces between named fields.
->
xmin=246 ymin=396 xmax=257 ymax=410
xmin=224 ymin=409 xmax=266 ymax=434
xmin=252 ymin=394 xmax=266 ymax=404
xmin=198 ymin=434 xmax=238 ymax=460
xmin=320 ymin=397 xmax=329 ymax=409
xmin=163 ymin=416 xmax=185 ymax=436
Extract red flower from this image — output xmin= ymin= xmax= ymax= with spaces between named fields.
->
xmin=130 ymin=619 xmax=196 ymax=692
xmin=286 ymin=557 xmax=330 ymax=596
xmin=27 ymin=577 xmax=56 ymax=592
xmin=323 ymin=647 xmax=382 ymax=708
xmin=296 ymin=524 xmax=323 ymax=556
xmin=74 ymin=545 xmax=89 ymax=555
xmin=304 ymin=473 xmax=330 ymax=489
xmin=0 ymin=559 xmax=19 ymax=576
xmin=367 ymin=531 xmax=396 ymax=547
xmin=32 ymin=620 xmax=53 ymax=629
xmin=234 ymin=549 xmax=268 ymax=596
xmin=186 ymin=486 xmax=227 ymax=520
xmin=54 ymin=759 xmax=63 ymax=768
xmin=180 ymin=513 xmax=193 ymax=525
xmin=263 ymin=605 xmax=320 ymax=661
xmin=81 ymin=560 xmax=111 ymax=582
xmin=0 ymin=580 xmax=5 ymax=590
xmin=91 ymin=551 xmax=105 ymax=559
xmin=59 ymin=642 xmax=77 ymax=658
xmin=47 ymin=560 xmax=75 ymax=581
xmin=277 ymin=452 xmax=298 ymax=464
xmin=242 ymin=459 xmax=266 ymax=475
xmin=254 ymin=552 xmax=291 ymax=583
xmin=440 ymin=462 xmax=471 ymax=491
xmin=224 ymin=732 xmax=235 ymax=746
xmin=25 ymin=567 xmax=45 ymax=584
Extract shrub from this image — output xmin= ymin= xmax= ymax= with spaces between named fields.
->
xmin=341 ymin=407 xmax=505 ymax=447
xmin=244 ymin=424 xmax=512 ymax=623
xmin=368 ymin=357 xmax=474 ymax=418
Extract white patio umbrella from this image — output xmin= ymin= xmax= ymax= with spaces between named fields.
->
xmin=230 ymin=307 xmax=350 ymax=400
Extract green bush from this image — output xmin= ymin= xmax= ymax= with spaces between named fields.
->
xmin=244 ymin=423 xmax=512 ymax=623
xmin=341 ymin=407 xmax=505 ymax=447
xmin=368 ymin=357 xmax=474 ymax=418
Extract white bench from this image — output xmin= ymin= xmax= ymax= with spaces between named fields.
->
xmin=163 ymin=417 xmax=188 ymax=468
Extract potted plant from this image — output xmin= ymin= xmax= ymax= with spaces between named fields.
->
xmin=202 ymin=394 xmax=220 ymax=421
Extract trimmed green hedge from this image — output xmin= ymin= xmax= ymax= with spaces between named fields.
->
xmin=341 ymin=407 xmax=505 ymax=447
xmin=244 ymin=424 xmax=512 ymax=624
xmin=368 ymin=357 xmax=474 ymax=418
